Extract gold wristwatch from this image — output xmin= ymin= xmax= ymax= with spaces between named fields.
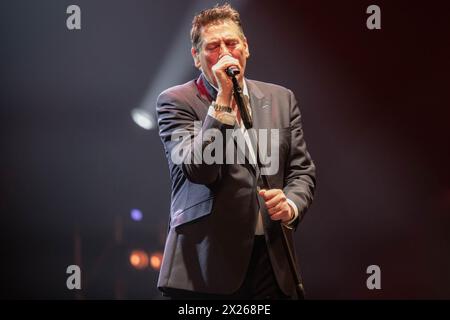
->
xmin=212 ymin=103 xmax=233 ymax=113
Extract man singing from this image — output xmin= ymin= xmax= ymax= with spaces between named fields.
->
xmin=156 ymin=4 xmax=316 ymax=299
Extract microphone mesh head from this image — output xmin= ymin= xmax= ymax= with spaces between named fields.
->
xmin=226 ymin=67 xmax=240 ymax=77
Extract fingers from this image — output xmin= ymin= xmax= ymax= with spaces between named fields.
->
xmin=266 ymin=193 xmax=286 ymax=209
xmin=212 ymin=55 xmax=240 ymax=75
xmin=218 ymin=54 xmax=240 ymax=68
xmin=258 ymin=189 xmax=293 ymax=222
xmin=259 ymin=189 xmax=282 ymax=201
xmin=268 ymin=206 xmax=291 ymax=222
xmin=269 ymin=211 xmax=286 ymax=221
xmin=212 ymin=55 xmax=241 ymax=94
xmin=267 ymin=202 xmax=282 ymax=215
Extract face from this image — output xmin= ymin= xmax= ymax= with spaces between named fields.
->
xmin=191 ymin=20 xmax=250 ymax=87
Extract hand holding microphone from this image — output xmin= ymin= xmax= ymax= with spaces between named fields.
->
xmin=212 ymin=55 xmax=241 ymax=106
xmin=212 ymin=55 xmax=251 ymax=128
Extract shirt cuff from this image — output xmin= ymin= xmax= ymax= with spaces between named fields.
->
xmin=283 ymin=198 xmax=299 ymax=229
xmin=207 ymin=104 xmax=236 ymax=126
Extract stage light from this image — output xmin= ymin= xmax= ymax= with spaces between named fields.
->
xmin=131 ymin=108 xmax=155 ymax=130
xmin=130 ymin=208 xmax=143 ymax=221
xmin=129 ymin=250 xmax=149 ymax=270
xmin=149 ymin=252 xmax=163 ymax=271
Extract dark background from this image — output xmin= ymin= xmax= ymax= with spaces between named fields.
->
xmin=1 ymin=0 xmax=449 ymax=299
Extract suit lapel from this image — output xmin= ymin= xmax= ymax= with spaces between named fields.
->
xmin=246 ymin=80 xmax=274 ymax=172
xmin=247 ymin=80 xmax=271 ymax=130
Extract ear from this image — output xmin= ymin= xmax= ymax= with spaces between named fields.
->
xmin=191 ymin=47 xmax=201 ymax=69
xmin=243 ymin=37 xmax=250 ymax=59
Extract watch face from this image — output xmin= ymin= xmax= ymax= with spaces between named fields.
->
xmin=214 ymin=104 xmax=231 ymax=112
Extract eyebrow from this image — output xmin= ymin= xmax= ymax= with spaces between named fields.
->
xmin=205 ymin=36 xmax=239 ymax=44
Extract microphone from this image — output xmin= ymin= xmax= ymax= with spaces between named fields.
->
xmin=228 ymin=67 xmax=252 ymax=129
xmin=226 ymin=66 xmax=240 ymax=77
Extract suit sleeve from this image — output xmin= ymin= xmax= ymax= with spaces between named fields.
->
xmin=156 ymin=90 xmax=234 ymax=185
xmin=283 ymin=90 xmax=316 ymax=227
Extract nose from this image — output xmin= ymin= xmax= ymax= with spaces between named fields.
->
xmin=219 ymin=42 xmax=231 ymax=57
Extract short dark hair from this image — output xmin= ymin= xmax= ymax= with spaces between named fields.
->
xmin=191 ymin=3 xmax=245 ymax=51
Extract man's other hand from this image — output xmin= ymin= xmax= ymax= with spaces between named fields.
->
xmin=259 ymin=189 xmax=294 ymax=223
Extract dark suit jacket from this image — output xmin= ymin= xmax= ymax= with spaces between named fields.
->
xmin=156 ymin=75 xmax=316 ymax=296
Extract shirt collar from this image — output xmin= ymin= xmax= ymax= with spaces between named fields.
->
xmin=201 ymin=72 xmax=249 ymax=101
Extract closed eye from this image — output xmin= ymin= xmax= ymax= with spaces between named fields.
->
xmin=206 ymin=43 xmax=219 ymax=51
xmin=226 ymin=40 xmax=238 ymax=47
